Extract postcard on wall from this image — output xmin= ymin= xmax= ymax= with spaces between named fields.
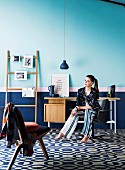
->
xmin=22 ymin=87 xmax=35 ymax=97
xmin=11 ymin=55 xmax=20 ymax=62
xmin=51 ymin=74 xmax=69 ymax=97
xmin=23 ymin=55 xmax=33 ymax=68
xmin=14 ymin=71 xmax=27 ymax=80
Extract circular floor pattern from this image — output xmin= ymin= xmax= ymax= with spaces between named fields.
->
xmin=0 ymin=129 xmax=125 ymax=170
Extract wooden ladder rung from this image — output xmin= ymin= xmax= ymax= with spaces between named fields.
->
xmin=8 ymin=56 xmax=36 ymax=59
xmin=8 ymin=72 xmax=37 ymax=74
xmin=14 ymin=105 xmax=36 ymax=107
xmin=7 ymin=88 xmax=22 ymax=90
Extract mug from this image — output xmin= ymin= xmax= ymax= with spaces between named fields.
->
xmin=48 ymin=85 xmax=55 ymax=97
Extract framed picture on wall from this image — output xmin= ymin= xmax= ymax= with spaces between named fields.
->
xmin=14 ymin=71 xmax=27 ymax=80
xmin=22 ymin=87 xmax=35 ymax=97
xmin=23 ymin=55 xmax=33 ymax=68
xmin=11 ymin=55 xmax=20 ymax=62
xmin=51 ymin=74 xmax=69 ymax=97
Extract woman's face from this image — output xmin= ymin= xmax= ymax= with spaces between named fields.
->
xmin=84 ymin=77 xmax=93 ymax=87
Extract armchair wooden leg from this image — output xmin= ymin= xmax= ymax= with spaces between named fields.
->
xmin=7 ymin=143 xmax=23 ymax=170
xmin=38 ymin=139 xmax=49 ymax=160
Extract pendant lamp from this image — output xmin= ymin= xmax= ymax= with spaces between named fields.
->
xmin=60 ymin=0 xmax=69 ymax=69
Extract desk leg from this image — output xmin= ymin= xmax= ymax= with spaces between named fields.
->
xmin=110 ymin=101 xmax=112 ymax=130
xmin=114 ymin=101 xmax=116 ymax=133
xmin=48 ymin=122 xmax=50 ymax=127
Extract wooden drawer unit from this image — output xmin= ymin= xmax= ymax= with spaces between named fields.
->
xmin=44 ymin=97 xmax=76 ymax=123
xmin=44 ymin=104 xmax=65 ymax=122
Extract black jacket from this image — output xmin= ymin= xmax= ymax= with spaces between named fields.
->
xmin=76 ymin=87 xmax=101 ymax=112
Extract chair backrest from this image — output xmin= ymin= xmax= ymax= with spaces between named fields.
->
xmin=97 ymin=99 xmax=110 ymax=123
xmin=98 ymin=99 xmax=109 ymax=111
xmin=1 ymin=103 xmax=33 ymax=156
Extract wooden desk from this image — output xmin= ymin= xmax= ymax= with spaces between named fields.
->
xmin=44 ymin=97 xmax=120 ymax=133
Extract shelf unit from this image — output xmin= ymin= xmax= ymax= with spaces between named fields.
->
xmin=6 ymin=50 xmax=39 ymax=123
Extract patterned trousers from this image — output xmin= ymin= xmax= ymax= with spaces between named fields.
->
xmin=60 ymin=109 xmax=96 ymax=139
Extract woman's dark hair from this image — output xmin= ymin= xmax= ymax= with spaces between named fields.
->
xmin=86 ymin=75 xmax=99 ymax=92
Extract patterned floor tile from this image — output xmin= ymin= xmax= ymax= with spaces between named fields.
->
xmin=0 ymin=129 xmax=125 ymax=169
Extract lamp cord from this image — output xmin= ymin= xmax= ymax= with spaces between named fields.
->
xmin=64 ymin=0 xmax=66 ymax=60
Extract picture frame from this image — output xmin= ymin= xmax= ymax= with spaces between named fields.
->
xmin=11 ymin=55 xmax=20 ymax=62
xmin=22 ymin=87 xmax=35 ymax=97
xmin=51 ymin=74 xmax=69 ymax=97
xmin=14 ymin=71 xmax=27 ymax=80
xmin=23 ymin=55 xmax=33 ymax=68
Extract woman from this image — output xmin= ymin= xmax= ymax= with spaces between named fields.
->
xmin=55 ymin=75 xmax=101 ymax=143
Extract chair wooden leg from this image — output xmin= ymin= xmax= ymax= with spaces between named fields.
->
xmin=15 ymin=140 xmax=22 ymax=154
xmin=38 ymin=139 xmax=49 ymax=160
xmin=6 ymin=143 xmax=23 ymax=170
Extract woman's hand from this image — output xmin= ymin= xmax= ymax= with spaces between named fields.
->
xmin=71 ymin=109 xmax=77 ymax=117
xmin=84 ymin=105 xmax=92 ymax=110
xmin=78 ymin=105 xmax=92 ymax=110
xmin=70 ymin=105 xmax=92 ymax=117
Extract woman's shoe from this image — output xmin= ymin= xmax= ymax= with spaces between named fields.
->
xmin=55 ymin=132 xmax=64 ymax=140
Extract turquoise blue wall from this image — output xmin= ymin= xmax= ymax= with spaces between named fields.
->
xmin=0 ymin=0 xmax=125 ymax=88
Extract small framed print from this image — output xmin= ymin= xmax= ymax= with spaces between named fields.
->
xmin=23 ymin=55 xmax=33 ymax=68
xmin=22 ymin=87 xmax=35 ymax=97
xmin=11 ymin=55 xmax=20 ymax=62
xmin=14 ymin=71 xmax=27 ymax=80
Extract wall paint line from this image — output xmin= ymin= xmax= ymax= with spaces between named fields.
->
xmin=0 ymin=87 xmax=125 ymax=92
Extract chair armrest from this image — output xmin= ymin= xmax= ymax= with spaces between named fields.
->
xmin=99 ymin=109 xmax=111 ymax=112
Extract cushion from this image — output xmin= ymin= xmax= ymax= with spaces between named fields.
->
xmin=0 ymin=133 xmax=6 ymax=139
xmin=24 ymin=122 xmax=39 ymax=132
xmin=34 ymin=126 xmax=51 ymax=136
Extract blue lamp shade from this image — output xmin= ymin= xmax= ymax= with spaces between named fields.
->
xmin=60 ymin=60 xmax=69 ymax=69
